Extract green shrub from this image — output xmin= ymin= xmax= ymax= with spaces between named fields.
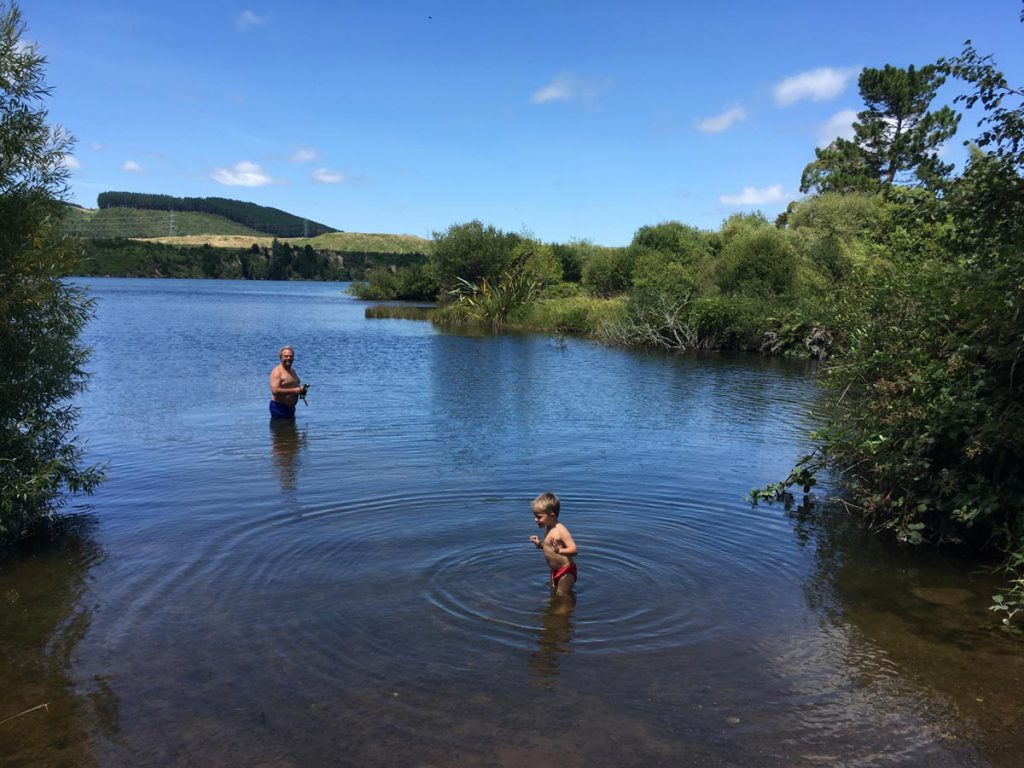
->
xmin=550 ymin=240 xmax=594 ymax=282
xmin=630 ymin=220 xmax=711 ymax=264
xmin=539 ymin=281 xmax=584 ymax=299
xmin=714 ymin=227 xmax=799 ymax=297
xmin=349 ymin=267 xmax=400 ymax=300
xmin=718 ymin=212 xmax=772 ymax=248
xmin=815 ymin=258 xmax=1024 ymax=553
xmin=631 ymin=251 xmax=706 ymax=303
xmin=582 ymin=247 xmax=633 ymax=296
xmin=429 ymin=220 xmax=521 ymax=294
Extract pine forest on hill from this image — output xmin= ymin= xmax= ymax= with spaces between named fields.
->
xmin=65 ymin=206 xmax=266 ymax=239
xmin=96 ymin=191 xmax=338 ymax=238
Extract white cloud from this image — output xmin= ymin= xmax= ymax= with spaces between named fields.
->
xmin=530 ymin=71 xmax=609 ymax=106
xmin=211 ymin=160 xmax=275 ymax=186
xmin=238 ymin=10 xmax=267 ymax=29
xmin=62 ymin=154 xmax=82 ymax=170
xmin=90 ymin=141 xmax=104 ymax=151
xmin=532 ymin=73 xmax=574 ymax=104
xmin=718 ymin=184 xmax=787 ymax=206
xmin=695 ymin=105 xmax=747 ymax=134
xmin=290 ymin=148 xmax=318 ymax=163
xmin=312 ymin=167 xmax=345 ymax=184
xmin=774 ymin=67 xmax=857 ymax=106
xmin=817 ymin=108 xmax=858 ymax=146
xmin=122 ymin=160 xmax=142 ymax=173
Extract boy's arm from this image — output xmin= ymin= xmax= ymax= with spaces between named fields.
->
xmin=551 ymin=524 xmax=577 ymax=556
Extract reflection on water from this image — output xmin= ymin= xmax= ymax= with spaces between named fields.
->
xmin=783 ymin=498 xmax=1024 ymax=766
xmin=269 ymin=417 xmax=306 ymax=492
xmin=0 ymin=515 xmax=112 ymax=768
xmin=529 ymin=594 xmax=577 ymax=687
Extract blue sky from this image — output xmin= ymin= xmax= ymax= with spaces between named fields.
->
xmin=25 ymin=1 xmax=1024 ymax=245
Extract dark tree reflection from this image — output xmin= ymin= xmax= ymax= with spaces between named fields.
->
xmin=0 ymin=513 xmax=115 ymax=767
xmin=784 ymin=496 xmax=1024 ymax=764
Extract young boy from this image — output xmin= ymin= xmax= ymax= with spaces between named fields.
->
xmin=529 ymin=492 xmax=578 ymax=595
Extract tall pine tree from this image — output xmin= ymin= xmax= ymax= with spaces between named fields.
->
xmin=801 ymin=64 xmax=960 ymax=193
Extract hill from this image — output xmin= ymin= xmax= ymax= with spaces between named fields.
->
xmin=65 ymin=206 xmax=265 ymax=239
xmin=96 ymin=192 xmax=337 ymax=238
xmin=139 ymin=231 xmax=431 ymax=254
xmin=63 ymin=192 xmax=432 ymax=280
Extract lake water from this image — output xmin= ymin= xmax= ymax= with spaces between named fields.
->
xmin=1 ymin=278 xmax=1021 ymax=767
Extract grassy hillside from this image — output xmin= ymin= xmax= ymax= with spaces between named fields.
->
xmin=141 ymin=231 xmax=432 ymax=254
xmin=303 ymin=231 xmax=431 ymax=254
xmin=64 ymin=206 xmax=431 ymax=255
xmin=97 ymin=192 xmax=337 ymax=237
xmin=65 ymin=206 xmax=264 ymax=239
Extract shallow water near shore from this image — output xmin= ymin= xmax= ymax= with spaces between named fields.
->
xmin=1 ymin=278 xmax=1021 ymax=767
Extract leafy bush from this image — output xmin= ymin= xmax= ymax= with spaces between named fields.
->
xmin=429 ymin=220 xmax=521 ymax=294
xmin=717 ymin=212 xmax=772 ymax=248
xmin=631 ymin=251 xmax=707 ymax=303
xmin=539 ymin=281 xmax=584 ymax=299
xmin=350 ymin=267 xmax=401 ymax=300
xmin=714 ymin=227 xmax=800 ymax=297
xmin=813 ymin=257 xmax=1024 ymax=554
xmin=350 ymin=263 xmax=439 ymax=301
xmin=786 ymin=193 xmax=893 ymax=279
xmin=550 ymin=240 xmax=595 ymax=283
xmin=581 ymin=247 xmax=633 ymax=296
xmin=631 ymin=220 xmax=711 ymax=264
xmin=515 ymin=241 xmax=564 ymax=287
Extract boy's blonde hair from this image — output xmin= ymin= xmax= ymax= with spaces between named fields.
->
xmin=532 ymin=492 xmax=560 ymax=516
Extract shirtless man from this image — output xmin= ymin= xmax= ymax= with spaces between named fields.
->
xmin=269 ymin=345 xmax=308 ymax=420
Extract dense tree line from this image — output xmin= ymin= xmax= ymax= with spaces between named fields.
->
xmin=96 ymin=191 xmax=337 ymax=238
xmin=75 ymin=238 xmax=427 ymax=282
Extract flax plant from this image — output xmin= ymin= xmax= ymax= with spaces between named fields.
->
xmin=449 ymin=269 xmax=540 ymax=332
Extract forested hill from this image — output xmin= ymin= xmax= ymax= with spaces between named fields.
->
xmin=96 ymin=191 xmax=338 ymax=238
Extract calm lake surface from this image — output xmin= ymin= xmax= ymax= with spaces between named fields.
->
xmin=2 ymin=278 xmax=1021 ymax=767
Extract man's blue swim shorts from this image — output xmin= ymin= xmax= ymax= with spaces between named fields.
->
xmin=269 ymin=400 xmax=296 ymax=419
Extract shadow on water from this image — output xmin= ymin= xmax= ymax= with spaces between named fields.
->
xmin=787 ymin=497 xmax=1024 ymax=766
xmin=528 ymin=593 xmax=577 ymax=688
xmin=269 ymin=417 xmax=307 ymax=493
xmin=0 ymin=513 xmax=116 ymax=768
